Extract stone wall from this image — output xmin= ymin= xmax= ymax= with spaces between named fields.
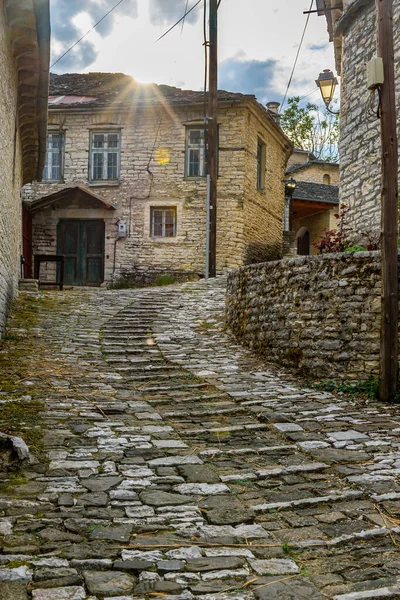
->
xmin=292 ymin=163 xmax=340 ymax=187
xmin=24 ymin=100 xmax=290 ymax=283
xmin=329 ymin=0 xmax=400 ymax=236
xmin=226 ymin=252 xmax=388 ymax=381
xmin=0 ymin=3 xmax=23 ymax=334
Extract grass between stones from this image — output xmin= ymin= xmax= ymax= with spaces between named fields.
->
xmin=0 ymin=292 xmax=62 ymax=456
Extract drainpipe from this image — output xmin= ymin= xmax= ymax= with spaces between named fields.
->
xmin=32 ymin=0 xmax=51 ymax=182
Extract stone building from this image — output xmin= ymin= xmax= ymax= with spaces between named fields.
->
xmin=284 ymin=150 xmax=339 ymax=255
xmin=317 ymin=0 xmax=400 ymax=235
xmin=23 ymin=73 xmax=292 ymax=286
xmin=0 ymin=0 xmax=50 ymax=334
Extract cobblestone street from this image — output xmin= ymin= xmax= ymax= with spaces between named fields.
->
xmin=1 ymin=278 xmax=400 ymax=600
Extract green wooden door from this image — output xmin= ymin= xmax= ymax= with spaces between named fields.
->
xmin=57 ymin=220 xmax=105 ymax=286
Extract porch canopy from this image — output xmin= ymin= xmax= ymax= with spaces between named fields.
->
xmin=292 ymin=181 xmax=339 ymax=220
xmin=27 ymin=186 xmax=116 ymax=213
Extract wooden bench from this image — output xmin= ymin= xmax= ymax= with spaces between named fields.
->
xmin=34 ymin=254 xmax=65 ymax=291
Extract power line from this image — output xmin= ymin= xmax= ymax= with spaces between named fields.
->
xmin=155 ymin=0 xmax=202 ymax=43
xmin=51 ymin=0 xmax=127 ymax=69
xmin=181 ymin=0 xmax=190 ymax=34
xmin=280 ymin=0 xmax=314 ymax=111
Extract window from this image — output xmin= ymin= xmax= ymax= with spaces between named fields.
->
xmin=257 ymin=138 xmax=266 ymax=191
xmin=90 ymin=131 xmax=120 ymax=182
xmin=151 ymin=207 xmax=177 ymax=238
xmin=186 ymin=127 xmax=206 ymax=178
xmin=43 ymin=132 xmax=64 ymax=181
xmin=323 ymin=173 xmax=331 ymax=185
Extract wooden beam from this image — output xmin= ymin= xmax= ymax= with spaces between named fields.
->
xmin=377 ymin=0 xmax=399 ymax=401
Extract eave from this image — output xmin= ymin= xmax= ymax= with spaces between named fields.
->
xmin=7 ymin=0 xmax=50 ymax=184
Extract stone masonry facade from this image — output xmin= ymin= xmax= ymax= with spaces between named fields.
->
xmin=0 ymin=1 xmax=49 ymax=334
xmin=0 ymin=3 xmax=22 ymax=334
xmin=225 ymin=251 xmax=393 ymax=381
xmin=320 ymin=0 xmax=400 ymax=237
xmin=24 ymin=74 xmax=292 ymax=284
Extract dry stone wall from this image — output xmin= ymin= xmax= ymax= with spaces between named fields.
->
xmin=0 ymin=4 xmax=23 ymax=335
xmin=225 ymin=252 xmax=390 ymax=381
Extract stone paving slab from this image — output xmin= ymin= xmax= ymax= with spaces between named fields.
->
xmin=0 ymin=279 xmax=399 ymax=599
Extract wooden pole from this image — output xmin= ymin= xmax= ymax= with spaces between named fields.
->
xmin=208 ymin=0 xmax=218 ymax=278
xmin=377 ymin=0 xmax=399 ymax=401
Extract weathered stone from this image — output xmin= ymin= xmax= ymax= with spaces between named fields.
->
xmin=177 ymin=465 xmax=220 ymax=483
xmin=140 ymin=491 xmax=193 ymax=506
xmin=157 ymin=560 xmax=185 ymax=573
xmin=250 ymin=559 xmax=299 ymax=576
xmin=31 ymin=588 xmax=86 ymax=600
xmin=77 ymin=492 xmax=109 ymax=506
xmin=81 ymin=477 xmax=122 ymax=492
xmin=83 ymin=570 xmax=136 ymax=596
xmin=253 ymin=577 xmax=326 ymax=599
xmin=185 ymin=557 xmax=244 ymax=572
xmin=89 ymin=525 xmax=132 ymax=542
xmin=0 ymin=583 xmax=28 ymax=600
xmin=113 ymin=559 xmax=154 ymax=572
xmin=206 ymin=507 xmax=252 ymax=525
xmin=0 ymin=567 xmax=32 ymax=583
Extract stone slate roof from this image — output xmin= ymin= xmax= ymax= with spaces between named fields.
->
xmin=286 ymin=160 xmax=339 ymax=176
xmin=48 ymin=73 xmax=292 ymax=147
xmin=293 ymin=181 xmax=339 ymax=204
xmin=49 ymin=72 xmax=255 ymax=109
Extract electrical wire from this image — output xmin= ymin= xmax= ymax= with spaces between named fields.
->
xmin=155 ymin=0 xmax=202 ymax=42
xmin=280 ymin=0 xmax=314 ymax=111
xmin=51 ymin=0 xmax=127 ymax=69
xmin=181 ymin=0 xmax=190 ymax=34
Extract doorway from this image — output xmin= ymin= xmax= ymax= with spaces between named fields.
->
xmin=297 ymin=229 xmax=310 ymax=256
xmin=57 ymin=219 xmax=105 ymax=286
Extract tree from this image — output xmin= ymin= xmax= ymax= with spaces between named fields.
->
xmin=280 ymin=96 xmax=339 ymax=163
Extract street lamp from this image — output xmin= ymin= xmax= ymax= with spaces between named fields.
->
xmin=316 ymin=69 xmax=340 ymax=114
xmin=284 ymin=177 xmax=297 ymax=232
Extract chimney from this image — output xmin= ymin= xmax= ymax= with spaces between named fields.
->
xmin=266 ymin=102 xmax=281 ymax=125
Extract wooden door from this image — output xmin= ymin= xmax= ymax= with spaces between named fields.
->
xmin=297 ymin=230 xmax=310 ymax=256
xmin=57 ymin=220 xmax=105 ymax=286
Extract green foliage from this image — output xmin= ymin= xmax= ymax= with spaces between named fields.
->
xmin=313 ymin=376 xmax=379 ymax=400
xmin=345 ymin=245 xmax=368 ymax=252
xmin=281 ymin=96 xmax=339 ymax=162
xmin=155 ymin=274 xmax=176 ymax=286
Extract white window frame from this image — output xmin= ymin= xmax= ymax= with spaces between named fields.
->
xmin=185 ymin=127 xmax=206 ymax=179
xmin=43 ymin=132 xmax=64 ymax=182
xmin=89 ymin=131 xmax=121 ymax=183
xmin=151 ymin=207 xmax=177 ymax=238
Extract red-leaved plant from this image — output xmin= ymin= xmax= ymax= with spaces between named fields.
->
xmin=313 ymin=205 xmax=380 ymax=253
xmin=313 ymin=205 xmax=353 ymax=253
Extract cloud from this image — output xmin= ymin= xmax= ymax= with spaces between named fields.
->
xmin=308 ymin=43 xmax=329 ymax=51
xmin=51 ymin=0 xmax=137 ymax=71
xmin=149 ymin=0 xmax=201 ymax=26
xmin=219 ymin=57 xmax=281 ymax=105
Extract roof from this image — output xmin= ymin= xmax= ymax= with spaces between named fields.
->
xmin=6 ymin=0 xmax=50 ymax=184
xmin=47 ymin=73 xmax=293 ymax=150
xmin=48 ymin=73 xmax=249 ymax=108
xmin=292 ymin=181 xmax=339 ymax=204
xmin=286 ymin=160 xmax=339 ymax=176
xmin=28 ymin=187 xmax=116 ymax=212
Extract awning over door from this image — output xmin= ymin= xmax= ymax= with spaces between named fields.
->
xmin=27 ymin=186 xmax=116 ymax=212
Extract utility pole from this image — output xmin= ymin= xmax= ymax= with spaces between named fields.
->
xmin=377 ymin=0 xmax=399 ymax=401
xmin=207 ymin=0 xmax=218 ymax=277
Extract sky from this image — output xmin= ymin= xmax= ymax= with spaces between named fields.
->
xmin=50 ymin=0 xmax=337 ymax=110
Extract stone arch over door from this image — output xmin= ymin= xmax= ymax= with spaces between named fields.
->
xmin=296 ymin=227 xmax=310 ymax=256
